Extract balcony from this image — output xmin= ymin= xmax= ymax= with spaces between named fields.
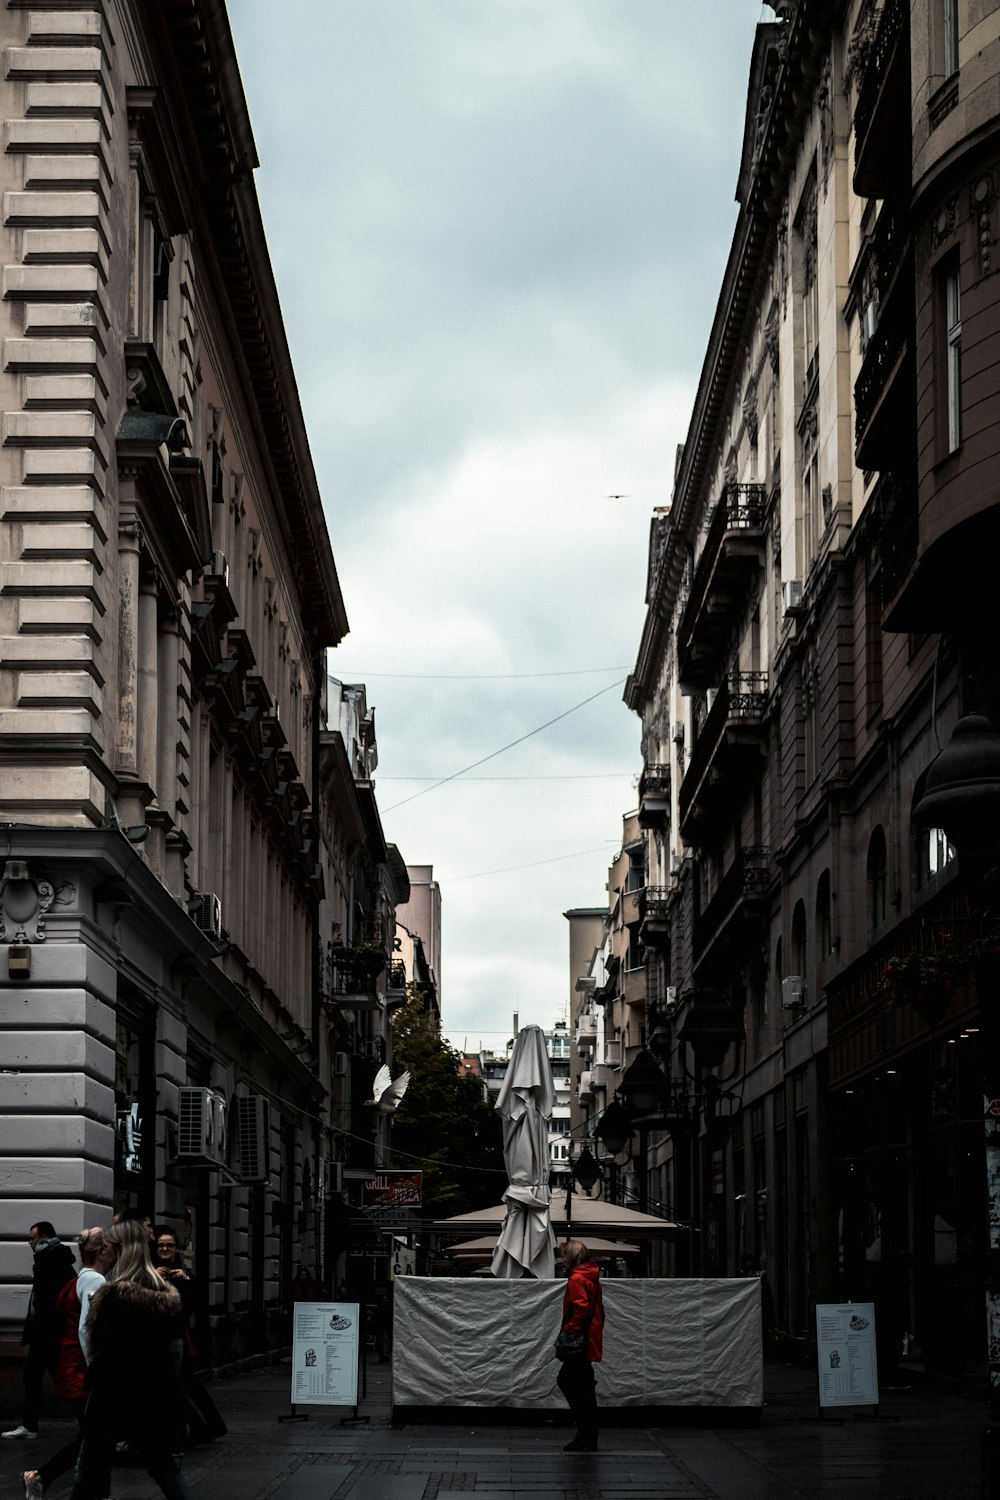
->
xmin=853 ymin=0 xmax=910 ymax=199
xmin=330 ymin=943 xmax=386 ymax=1010
xmin=854 ymin=311 xmax=914 ymax=471
xmin=637 ymin=764 xmax=670 ymax=830
xmin=384 ymin=958 xmax=408 ymax=1009
xmin=639 ymin=885 xmax=670 ymax=951
xmin=578 ymin=1070 xmax=594 ymax=1101
xmin=693 ymin=846 xmax=771 ymax=963
xmin=677 ymin=483 xmax=766 ymax=693
xmin=679 ymin=673 xmax=769 ymax=843
xmin=575 ymin=1014 xmax=597 ymax=1049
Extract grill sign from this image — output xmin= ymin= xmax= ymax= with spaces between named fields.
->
xmin=362 ymin=1171 xmax=422 ymax=1211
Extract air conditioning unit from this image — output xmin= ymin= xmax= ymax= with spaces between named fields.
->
xmin=664 ymin=986 xmax=678 ymax=1015
xmin=782 ymin=579 xmax=804 ymax=616
xmin=781 ymin=976 xmax=806 ymax=1010
xmin=177 ymin=1087 xmax=227 ymax=1165
xmin=668 ymin=853 xmax=682 ymax=876
xmin=333 ymin=1051 xmax=349 ymax=1078
xmin=263 ymin=703 xmax=280 ymax=722
xmin=671 ymin=721 xmax=685 ymax=745
xmin=208 ymin=550 xmax=229 ymax=585
xmin=189 ymin=890 xmax=223 ymax=938
xmin=233 ymin=1094 xmax=270 ymax=1182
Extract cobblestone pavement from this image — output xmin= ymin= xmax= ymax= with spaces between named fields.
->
xmin=1 ymin=1357 xmax=982 ymax=1500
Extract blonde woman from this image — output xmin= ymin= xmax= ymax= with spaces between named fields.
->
xmin=556 ymin=1240 xmax=604 ymax=1453
xmin=69 ymin=1220 xmax=191 ymax=1500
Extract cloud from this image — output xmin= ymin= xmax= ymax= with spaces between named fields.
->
xmin=230 ymin=1 xmax=765 ymax=1047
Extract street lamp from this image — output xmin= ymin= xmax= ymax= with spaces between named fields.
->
xmin=572 ymin=1145 xmax=601 ymax=1194
xmin=618 ymin=1048 xmax=668 ymax=1115
xmin=594 ymin=1099 xmax=632 ymax=1158
xmin=914 ymin=713 xmax=1000 ymax=1500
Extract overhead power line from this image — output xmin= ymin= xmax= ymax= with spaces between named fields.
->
xmin=382 ymin=677 xmax=627 ymax=813
xmin=377 ymin=773 xmax=632 ymax=782
xmin=443 ymin=843 xmax=620 ymax=883
xmin=329 ymin=667 xmax=630 ymax=681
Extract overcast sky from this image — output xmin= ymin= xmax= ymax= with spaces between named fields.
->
xmin=229 ymin=1 xmax=770 ymax=1052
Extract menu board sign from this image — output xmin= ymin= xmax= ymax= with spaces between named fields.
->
xmin=291 ymin=1302 xmax=359 ymax=1407
xmin=815 ymin=1302 xmax=879 ymax=1408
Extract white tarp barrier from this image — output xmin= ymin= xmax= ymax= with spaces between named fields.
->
xmin=392 ymin=1277 xmax=763 ymax=1410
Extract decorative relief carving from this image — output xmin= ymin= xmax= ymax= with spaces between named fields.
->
xmin=930 ymin=195 xmax=960 ymax=250
xmin=776 ymin=204 xmax=790 ymax=311
xmin=818 ymin=55 xmax=834 ymax=189
xmin=971 ymin=172 xmax=997 ymax=278
xmin=844 ymin=1 xmax=878 ymax=99
xmin=230 ymin=472 xmax=245 ymax=523
xmin=743 ymin=379 xmax=759 ymax=447
xmin=763 ymin=303 xmax=780 ymax=376
xmin=821 ymin=483 xmax=834 ymax=529
xmin=248 ymin=528 xmax=263 ymax=576
xmin=0 ymin=861 xmax=73 ymax=943
xmin=264 ymin=577 xmax=278 ymax=622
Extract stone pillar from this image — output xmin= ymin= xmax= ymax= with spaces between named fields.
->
xmin=115 ymin=507 xmax=140 ymax=781
xmin=137 ymin=568 xmax=159 ymax=795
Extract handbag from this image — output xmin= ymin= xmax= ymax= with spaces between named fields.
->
xmin=553 ymin=1285 xmax=595 ymax=1361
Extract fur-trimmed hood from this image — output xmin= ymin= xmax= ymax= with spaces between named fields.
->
xmin=92 ymin=1277 xmax=180 ymax=1319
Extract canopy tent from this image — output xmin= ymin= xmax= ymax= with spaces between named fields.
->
xmin=433 ymin=1194 xmax=681 ymax=1239
xmin=443 ymin=1233 xmax=641 ymax=1261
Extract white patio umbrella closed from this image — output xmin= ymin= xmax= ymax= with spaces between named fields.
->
xmin=490 ymin=1024 xmax=557 ymax=1279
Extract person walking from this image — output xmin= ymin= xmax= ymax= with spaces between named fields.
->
xmin=153 ymin=1227 xmax=226 ymax=1446
xmin=20 ymin=1228 xmax=112 ymax=1500
xmin=3 ymin=1222 xmax=76 ymax=1441
xmin=555 ymin=1239 xmax=604 ymax=1453
xmin=68 ymin=1219 xmax=192 ymax=1500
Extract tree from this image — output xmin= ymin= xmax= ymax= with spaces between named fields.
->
xmin=390 ymin=991 xmax=504 ymax=1217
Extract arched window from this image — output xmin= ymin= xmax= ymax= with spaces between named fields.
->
xmin=816 ymin=869 xmax=832 ymax=959
xmin=867 ymin=827 xmax=888 ymax=933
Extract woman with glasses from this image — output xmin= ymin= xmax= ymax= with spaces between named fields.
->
xmin=153 ymin=1229 xmax=226 ymax=1446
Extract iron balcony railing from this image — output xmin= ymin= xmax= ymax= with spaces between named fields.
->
xmin=680 ymin=673 xmax=769 ymax=834
xmin=678 ymin=483 xmax=767 ymax=654
xmin=855 ymin=0 xmax=906 ymax=152
xmin=855 ymin=314 xmax=906 ymax=450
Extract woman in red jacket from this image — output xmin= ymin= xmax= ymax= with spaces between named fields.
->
xmin=21 ymin=1228 xmax=111 ymax=1500
xmin=556 ymin=1239 xmax=604 ymax=1452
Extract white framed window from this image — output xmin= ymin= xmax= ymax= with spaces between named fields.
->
xmin=946 ymin=269 xmax=962 ymax=452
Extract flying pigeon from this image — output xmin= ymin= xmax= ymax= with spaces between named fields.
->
xmin=364 ymin=1064 xmax=411 ymax=1113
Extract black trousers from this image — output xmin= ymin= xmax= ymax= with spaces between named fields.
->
xmin=556 ymin=1356 xmax=597 ymax=1432
xmin=21 ymin=1342 xmax=57 ymax=1431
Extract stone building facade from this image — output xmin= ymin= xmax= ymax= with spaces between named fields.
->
xmin=0 ymin=0 xmax=402 ymax=1381
xmin=617 ymin=0 xmax=1000 ymax=1374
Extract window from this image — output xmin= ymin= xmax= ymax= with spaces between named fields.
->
xmin=927 ymin=827 xmax=956 ymax=879
xmin=816 ymin=870 xmax=833 ymax=960
xmin=864 ymin=577 xmax=884 ymax=720
xmin=943 ymin=0 xmax=959 ymax=78
xmin=867 ymin=826 xmax=888 ymax=933
xmin=945 ymin=268 xmax=962 ymax=452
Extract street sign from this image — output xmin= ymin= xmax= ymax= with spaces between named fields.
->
xmin=815 ymin=1302 xmax=879 ymax=1409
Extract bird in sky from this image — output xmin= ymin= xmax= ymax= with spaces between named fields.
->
xmin=606 ymin=493 xmax=630 ymax=499
xmin=363 ymin=1064 xmax=411 ymax=1113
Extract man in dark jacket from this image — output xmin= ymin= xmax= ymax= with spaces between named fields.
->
xmin=2 ymin=1222 xmax=76 ymax=1440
